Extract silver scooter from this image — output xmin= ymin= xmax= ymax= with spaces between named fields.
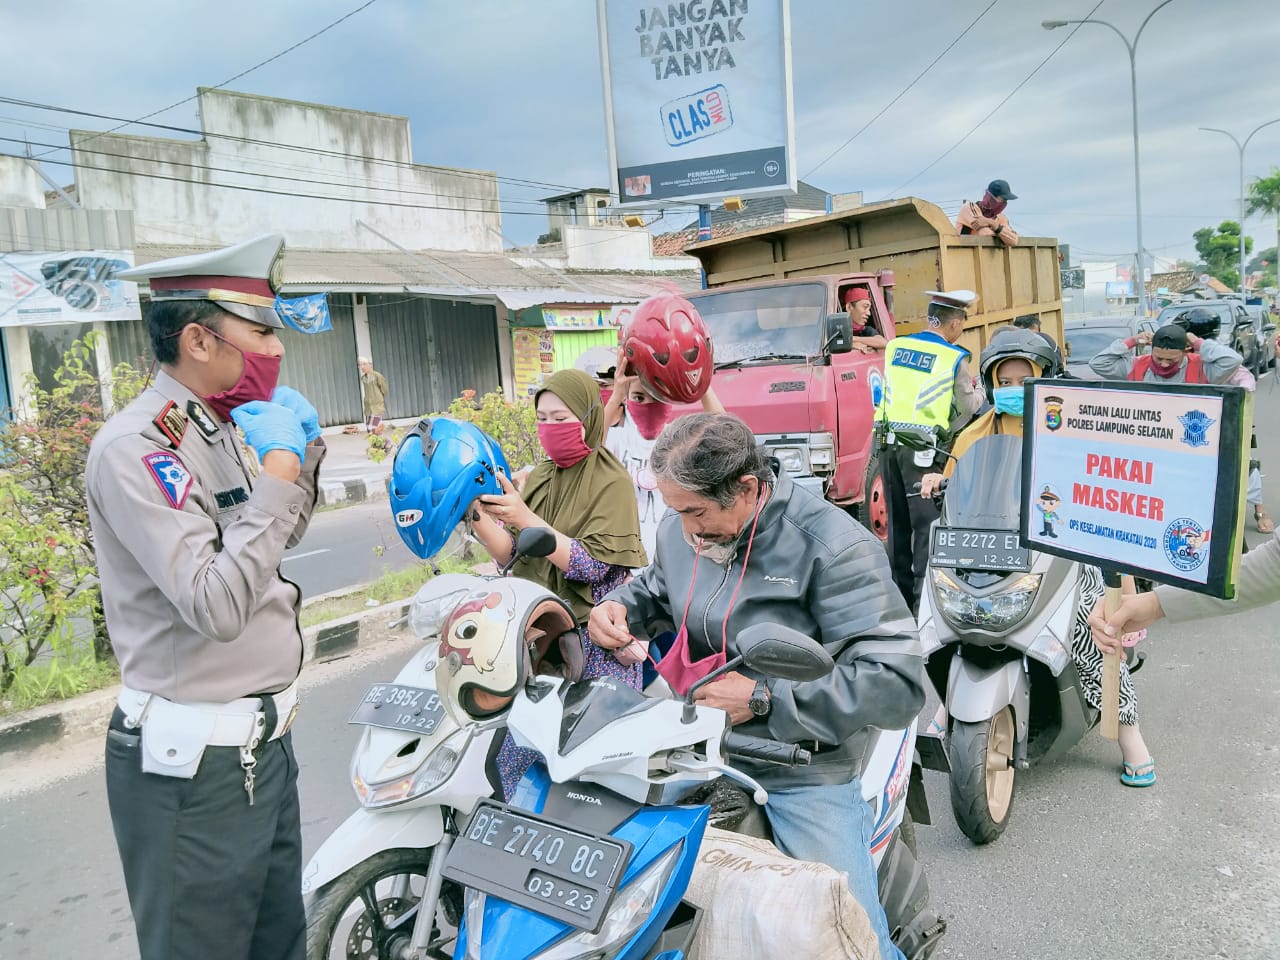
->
xmin=916 ymin=434 xmax=1123 ymax=845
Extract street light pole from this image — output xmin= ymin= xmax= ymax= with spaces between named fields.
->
xmin=1044 ymin=1 xmax=1177 ymax=318
xmin=1200 ymin=119 xmax=1280 ymax=303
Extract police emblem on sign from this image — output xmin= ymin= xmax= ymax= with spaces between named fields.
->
xmin=142 ymin=451 xmax=194 ymax=509
xmin=1177 ymin=410 xmax=1214 ymax=448
xmin=1044 ymin=395 xmax=1064 ymax=432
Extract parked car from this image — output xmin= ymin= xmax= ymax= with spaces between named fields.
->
xmin=1062 ymin=315 xmax=1139 ymax=379
xmin=1152 ymin=299 xmax=1261 ymax=375
xmin=1245 ymin=305 xmax=1277 ymax=370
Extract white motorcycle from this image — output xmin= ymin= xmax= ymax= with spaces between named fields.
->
xmin=302 ymin=531 xmax=566 ymax=960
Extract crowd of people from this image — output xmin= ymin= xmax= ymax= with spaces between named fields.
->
xmin=84 ymin=209 xmax=1279 ymax=960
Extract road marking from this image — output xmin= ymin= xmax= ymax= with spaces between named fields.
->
xmin=283 ymin=549 xmax=331 ymax=562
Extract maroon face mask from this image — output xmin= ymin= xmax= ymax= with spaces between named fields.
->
xmin=1150 ymin=357 xmax=1183 ymax=379
xmin=627 ymin=401 xmax=673 ymax=440
xmin=978 ymin=190 xmax=1007 ymax=217
xmin=537 ymin=421 xmax=593 ymax=468
xmin=200 ymin=329 xmax=282 ymax=421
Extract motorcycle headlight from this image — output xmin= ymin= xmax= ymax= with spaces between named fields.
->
xmin=536 ymin=845 xmax=681 ymax=960
xmin=932 ymin=570 xmax=1042 ymax=630
xmin=351 ymin=727 xmax=468 ymax=808
xmin=409 ymin=587 xmax=468 ymax=639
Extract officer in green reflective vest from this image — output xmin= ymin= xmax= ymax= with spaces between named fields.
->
xmin=876 ymin=290 xmax=984 ymax=611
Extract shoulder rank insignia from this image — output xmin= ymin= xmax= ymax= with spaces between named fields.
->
xmin=142 ymin=451 xmax=193 ymax=509
xmin=153 ymin=401 xmax=188 ymax=448
xmin=186 ymin=400 xmax=221 ymax=441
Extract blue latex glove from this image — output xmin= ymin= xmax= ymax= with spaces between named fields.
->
xmin=271 ymin=386 xmax=321 ymax=443
xmin=231 ymin=401 xmax=307 ymax=461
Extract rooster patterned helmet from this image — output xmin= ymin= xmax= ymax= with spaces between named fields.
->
xmin=435 ymin=578 xmax=585 ymax=723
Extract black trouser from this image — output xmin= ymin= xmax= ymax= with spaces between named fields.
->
xmin=882 ymin=443 xmax=941 ymax=613
xmin=105 ymin=708 xmax=305 ymax=960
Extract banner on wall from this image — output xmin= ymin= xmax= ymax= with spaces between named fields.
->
xmin=0 ymin=250 xmax=141 ymax=327
xmin=1021 ymin=380 xmax=1249 ymax=597
xmin=597 ymin=0 xmax=796 ymax=205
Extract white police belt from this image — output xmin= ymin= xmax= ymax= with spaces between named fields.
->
xmin=117 ymin=682 xmax=299 ymax=780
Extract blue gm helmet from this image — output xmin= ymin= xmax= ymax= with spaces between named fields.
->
xmin=389 ymin=417 xmax=511 ymax=560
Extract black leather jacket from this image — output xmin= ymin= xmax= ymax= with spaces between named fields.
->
xmin=607 ymin=472 xmax=925 ymax=788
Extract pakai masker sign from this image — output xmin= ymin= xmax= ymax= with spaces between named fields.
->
xmin=1021 ymin=380 xmax=1249 ymax=596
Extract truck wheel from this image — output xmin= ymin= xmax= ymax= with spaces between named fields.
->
xmin=861 ymin=450 xmax=889 ymax=545
xmin=947 ymin=709 xmax=1016 ymax=845
xmin=305 ymin=847 xmax=448 ymax=960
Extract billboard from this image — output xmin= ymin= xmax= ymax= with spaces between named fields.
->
xmin=0 ymin=250 xmax=142 ymax=327
xmin=598 ymin=0 xmax=796 ymax=205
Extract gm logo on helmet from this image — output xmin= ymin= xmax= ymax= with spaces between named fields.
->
xmin=395 ymin=509 xmax=423 ymax=527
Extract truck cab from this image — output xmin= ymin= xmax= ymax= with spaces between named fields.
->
xmin=686 ymin=273 xmax=894 ymax=509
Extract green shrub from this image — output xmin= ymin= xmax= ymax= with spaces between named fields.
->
xmin=438 ymin=390 xmax=542 ymax=471
xmin=0 ymin=332 xmax=145 ymax=693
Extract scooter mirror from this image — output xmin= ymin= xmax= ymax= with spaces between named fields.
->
xmin=516 ymin=527 xmax=557 ymax=559
xmin=737 ymin=623 xmax=834 ymax=682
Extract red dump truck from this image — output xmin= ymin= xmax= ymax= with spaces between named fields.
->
xmin=681 ymin=197 xmax=1064 ymax=533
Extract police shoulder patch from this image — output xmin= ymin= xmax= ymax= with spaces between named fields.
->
xmin=142 ymin=451 xmax=194 ymax=509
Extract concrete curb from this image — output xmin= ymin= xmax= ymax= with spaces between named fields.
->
xmin=317 ymin=475 xmax=388 ymax=508
xmin=0 ymin=599 xmax=414 ymax=763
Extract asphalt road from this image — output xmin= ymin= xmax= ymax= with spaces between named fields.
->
xmin=283 ymin=498 xmax=423 ymax=599
xmin=2 ymin=374 xmax=1278 ymax=959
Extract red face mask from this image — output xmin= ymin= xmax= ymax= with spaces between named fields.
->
xmin=599 ymin=388 xmax=614 ymax=407
xmin=979 ymin=191 xmax=1007 ymax=217
xmin=1150 ymin=358 xmax=1183 ymax=379
xmin=201 ymin=329 xmax=282 ymax=421
xmin=537 ymin=420 xmax=593 ymax=468
xmin=627 ymin=400 xmax=672 ymax=440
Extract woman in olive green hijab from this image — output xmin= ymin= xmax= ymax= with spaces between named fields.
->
xmin=471 ymin=369 xmax=648 ymax=796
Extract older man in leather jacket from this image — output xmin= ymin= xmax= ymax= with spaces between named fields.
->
xmin=590 ymin=413 xmax=924 ymax=960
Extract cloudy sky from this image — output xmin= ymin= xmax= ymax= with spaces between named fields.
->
xmin=2 ymin=0 xmax=1278 ymax=267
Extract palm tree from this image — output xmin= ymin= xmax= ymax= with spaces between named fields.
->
xmin=1247 ymin=168 xmax=1280 ymax=290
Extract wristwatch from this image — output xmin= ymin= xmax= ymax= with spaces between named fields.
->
xmin=748 ymin=678 xmax=771 ymax=717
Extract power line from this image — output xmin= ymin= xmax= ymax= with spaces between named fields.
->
xmin=0 ymin=135 xmax=583 ymax=211
xmin=0 ymin=96 xmax=592 ymax=197
xmin=803 ymin=0 xmax=1001 ymax=180
xmin=34 ymin=0 xmax=384 ymax=159
xmin=884 ymin=0 xmax=1107 ymax=198
xmin=2 ymin=152 xmax=695 ymax=221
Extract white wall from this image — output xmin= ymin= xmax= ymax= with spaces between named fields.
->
xmin=0 ymin=157 xmax=46 ymax=209
xmin=71 ymin=88 xmax=502 ymax=252
xmin=549 ymin=223 xmax=699 ymax=273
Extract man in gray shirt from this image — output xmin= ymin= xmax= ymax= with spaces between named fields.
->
xmin=1088 ymin=323 xmax=1241 ymax=383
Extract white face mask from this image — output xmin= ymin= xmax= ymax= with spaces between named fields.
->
xmin=683 ymin=529 xmax=738 ymax=565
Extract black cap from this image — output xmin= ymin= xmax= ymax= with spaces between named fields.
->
xmin=987 ymin=179 xmax=1018 ymax=201
xmin=1152 ymin=324 xmax=1188 ymax=350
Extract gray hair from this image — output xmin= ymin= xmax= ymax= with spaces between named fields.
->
xmin=650 ymin=413 xmax=774 ymax=508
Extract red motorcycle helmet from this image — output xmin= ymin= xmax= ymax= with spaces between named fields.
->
xmin=621 ymin=294 xmax=713 ymax=404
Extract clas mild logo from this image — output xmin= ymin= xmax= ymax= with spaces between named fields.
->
xmin=662 ymin=83 xmax=733 ymax=146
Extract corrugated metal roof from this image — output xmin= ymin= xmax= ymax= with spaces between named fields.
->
xmin=133 ymin=243 xmax=699 ymax=308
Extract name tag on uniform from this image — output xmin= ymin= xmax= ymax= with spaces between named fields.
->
xmin=215 ymin=487 xmax=249 ymax=510
xmin=891 ymin=348 xmax=936 ymax=373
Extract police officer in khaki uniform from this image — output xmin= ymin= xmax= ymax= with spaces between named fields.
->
xmin=87 ymin=234 xmax=324 ymax=960
xmin=876 ymin=290 xmax=984 ymax=611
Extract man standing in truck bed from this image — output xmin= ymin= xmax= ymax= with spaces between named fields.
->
xmin=956 ymin=179 xmax=1019 ymax=247
xmin=876 ymin=290 xmax=984 ymax=612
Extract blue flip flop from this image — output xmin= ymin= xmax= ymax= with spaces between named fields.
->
xmin=1121 ymin=757 xmax=1156 ymax=787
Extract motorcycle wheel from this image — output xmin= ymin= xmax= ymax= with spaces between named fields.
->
xmin=947 ymin=709 xmax=1016 ymax=845
xmin=305 ymin=847 xmax=451 ymax=960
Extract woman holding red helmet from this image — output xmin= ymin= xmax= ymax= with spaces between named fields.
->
xmin=600 ymin=294 xmax=724 ymax=556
